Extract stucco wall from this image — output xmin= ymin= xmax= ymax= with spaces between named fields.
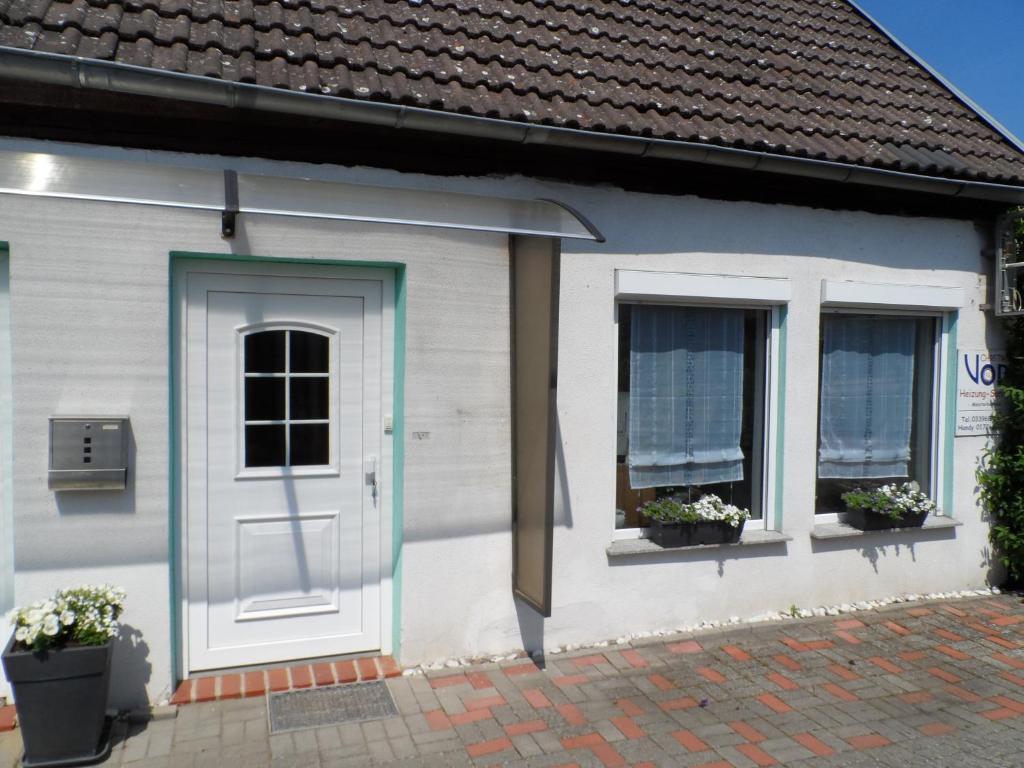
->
xmin=0 ymin=138 xmax=1001 ymax=706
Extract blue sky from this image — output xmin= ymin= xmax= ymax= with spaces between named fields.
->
xmin=855 ymin=0 xmax=1024 ymax=144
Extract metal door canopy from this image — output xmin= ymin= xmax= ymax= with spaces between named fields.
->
xmin=0 ymin=150 xmax=603 ymax=241
xmin=268 ymin=681 xmax=398 ymax=732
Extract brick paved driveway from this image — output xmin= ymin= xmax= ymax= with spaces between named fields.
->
xmin=3 ymin=594 xmax=1024 ymax=767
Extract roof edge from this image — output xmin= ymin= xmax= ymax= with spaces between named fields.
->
xmin=2 ymin=45 xmax=1023 ymax=205
xmin=846 ymin=0 xmax=1024 ymax=156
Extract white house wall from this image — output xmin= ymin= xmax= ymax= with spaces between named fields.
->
xmin=0 ymin=139 xmax=999 ymax=706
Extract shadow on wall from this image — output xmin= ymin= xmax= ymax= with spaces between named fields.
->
xmin=606 ymin=541 xmax=789 ymax=578
xmin=109 ymin=623 xmax=151 ymax=711
xmin=514 ymin=598 xmax=545 ymax=668
xmin=810 ymin=527 xmax=957 ymax=575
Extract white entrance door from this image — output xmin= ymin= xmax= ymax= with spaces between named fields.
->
xmin=183 ymin=267 xmax=385 ymax=671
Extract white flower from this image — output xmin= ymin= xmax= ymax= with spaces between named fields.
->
xmin=25 ymin=608 xmax=44 ymax=625
xmin=14 ymin=626 xmax=28 ymax=642
xmin=42 ymin=615 xmax=60 ymax=636
xmin=60 ymin=610 xmax=75 ymax=626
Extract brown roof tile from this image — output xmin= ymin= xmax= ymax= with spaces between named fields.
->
xmin=2 ymin=0 xmax=1023 ymax=184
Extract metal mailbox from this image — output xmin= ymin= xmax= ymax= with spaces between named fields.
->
xmin=48 ymin=417 xmax=129 ymax=491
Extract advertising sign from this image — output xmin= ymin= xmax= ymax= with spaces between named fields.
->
xmin=956 ymin=349 xmax=1008 ymax=436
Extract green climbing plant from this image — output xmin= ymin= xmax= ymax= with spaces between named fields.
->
xmin=979 ymin=213 xmax=1024 ymax=587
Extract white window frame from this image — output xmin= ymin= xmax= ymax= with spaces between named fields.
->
xmin=612 ymin=271 xmax=789 ymax=540
xmin=815 ymin=280 xmax=959 ymax=523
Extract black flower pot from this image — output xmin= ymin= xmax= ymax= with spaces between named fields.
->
xmin=650 ymin=519 xmax=744 ymax=547
xmin=2 ymin=635 xmax=114 ymax=767
xmin=650 ymin=519 xmax=690 ymax=547
xmin=693 ymin=520 xmax=745 ymax=545
xmin=844 ymin=508 xmax=929 ymax=531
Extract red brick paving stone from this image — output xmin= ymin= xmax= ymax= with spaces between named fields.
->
xmin=835 ymin=618 xmax=865 ymax=630
xmin=572 ymin=654 xmax=608 ymax=668
xmin=0 ymin=706 xmax=16 ymax=732
xmin=993 ymin=652 xmax=1024 ymax=670
xmin=927 ymin=667 xmax=961 ymax=684
xmin=378 ymin=656 xmax=402 ymax=679
xmin=334 ymin=660 xmax=358 ymax=684
xmin=619 ymin=649 xmax=649 ymax=668
xmin=633 ymin=764 xmax=657 ymax=768
xmin=846 ymin=734 xmax=892 ymax=750
xmin=722 ymin=644 xmax=752 ymax=661
xmin=591 ymin=742 xmax=626 ymax=768
xmin=672 ymin=730 xmax=710 ymax=752
xmin=781 ymin=637 xmax=808 ymax=652
xmin=898 ymin=691 xmax=933 ymax=705
xmin=466 ymin=671 xmax=493 ymax=690
xmin=822 ymin=683 xmax=858 ymax=702
xmin=611 ymin=715 xmax=645 ymax=740
xmin=730 ymin=720 xmax=766 ymax=742
xmin=1002 ymin=671 xmax=1024 ymax=687
xmin=170 ymin=680 xmax=193 ymax=705
xmin=868 ymin=656 xmax=901 ymax=674
xmin=992 ymin=695 xmax=1024 ymax=713
xmin=885 ymin=621 xmax=912 ymax=636
xmin=291 ymin=665 xmax=313 ymax=689
xmin=425 ymin=709 xmax=453 ymax=731
xmin=562 ymin=733 xmax=605 ymax=749
xmin=899 ymin=650 xmax=927 ymax=662
xmin=767 ymin=672 xmax=800 ymax=691
xmin=737 ymin=742 xmax=779 ymax=766
xmin=503 ymin=662 xmax=540 ymax=676
xmin=945 ymin=685 xmax=982 ymax=703
xmin=829 ymin=663 xmax=860 ymax=681
xmin=919 ymin=722 xmax=956 ymax=737
xmin=758 ymin=693 xmax=792 ymax=713
xmin=243 ymin=671 xmax=266 ymax=698
xmin=986 ymin=635 xmax=1018 ymax=650
xmin=773 ymin=654 xmax=801 ymax=671
xmin=667 ymin=640 xmax=703 ymax=654
xmin=267 ymin=668 xmax=290 ymax=692
xmin=524 ymin=688 xmax=552 ymax=709
xmin=555 ymin=674 xmax=590 ymax=687
xmin=430 ymin=673 xmax=467 ymax=689
xmin=649 ymin=673 xmax=676 ymax=691
xmin=466 ymin=695 xmax=506 ymax=711
xmin=993 ymin=615 xmax=1024 ymax=626
xmin=660 ymin=697 xmax=699 ymax=711
xmin=935 ymin=628 xmax=965 ymax=643
xmin=907 ymin=607 xmax=932 ymax=617
xmin=356 ymin=657 xmax=379 ymax=680
xmin=941 ymin=604 xmax=968 ymax=617
xmin=220 ymin=673 xmax=242 ymax=700
xmin=834 ymin=630 xmax=861 ymax=645
xmin=617 ymin=698 xmax=644 ymax=717
xmin=451 ymin=708 xmax=493 ymax=725
xmin=935 ymin=644 xmax=970 ymax=661
xmin=982 ymin=707 xmax=1019 ymax=721
xmin=697 ymin=666 xmax=727 ymax=684
xmin=466 ymin=737 xmax=513 ymax=758
xmin=804 ymin=639 xmax=834 ymax=650
xmin=794 ymin=732 xmax=836 ymax=757
xmin=191 ymin=676 xmax=215 ymax=703
xmin=505 ymin=719 xmax=548 ymax=736
xmin=557 ymin=703 xmax=587 ymax=726
xmin=312 ymin=663 xmax=335 ymax=687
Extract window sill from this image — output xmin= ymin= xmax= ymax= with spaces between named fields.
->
xmin=606 ymin=528 xmax=791 ymax=557
xmin=810 ymin=515 xmax=962 ymax=541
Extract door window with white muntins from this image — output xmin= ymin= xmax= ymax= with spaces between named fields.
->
xmin=243 ymin=329 xmax=331 ymax=468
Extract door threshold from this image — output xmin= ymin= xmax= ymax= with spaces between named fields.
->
xmin=170 ymin=653 xmax=401 ymax=706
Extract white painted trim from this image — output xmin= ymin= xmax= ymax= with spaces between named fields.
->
xmin=820 ymin=280 xmax=964 ymax=310
xmin=615 ymin=270 xmax=792 ymax=305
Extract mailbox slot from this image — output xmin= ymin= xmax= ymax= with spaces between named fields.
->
xmin=48 ymin=417 xmax=129 ymax=491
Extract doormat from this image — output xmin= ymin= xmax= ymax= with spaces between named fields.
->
xmin=268 ymin=680 xmax=398 ymax=733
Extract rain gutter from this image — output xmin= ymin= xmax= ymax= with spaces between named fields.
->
xmin=2 ymin=45 xmax=1024 ymax=205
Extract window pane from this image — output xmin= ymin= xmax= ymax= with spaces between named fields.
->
xmin=290 ymin=378 xmax=328 ymax=420
xmin=815 ymin=315 xmax=935 ymax=513
xmin=245 ymin=378 xmax=285 ymax=421
xmin=290 ymin=423 xmax=329 ymax=465
xmin=245 ymin=425 xmax=285 ymax=467
xmin=290 ymin=332 xmax=329 ymax=373
xmin=245 ymin=331 xmax=285 ymax=373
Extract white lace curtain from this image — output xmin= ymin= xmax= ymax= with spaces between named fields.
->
xmin=818 ymin=315 xmax=916 ymax=479
xmin=628 ymin=306 xmax=745 ymax=489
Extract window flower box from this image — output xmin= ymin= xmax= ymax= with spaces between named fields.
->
xmin=841 ymin=482 xmax=934 ymax=531
xmin=642 ymin=495 xmax=749 ymax=548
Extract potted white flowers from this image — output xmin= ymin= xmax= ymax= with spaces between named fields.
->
xmin=640 ymin=494 xmax=750 ymax=547
xmin=841 ymin=482 xmax=935 ymax=530
xmin=3 ymin=585 xmax=125 ymax=767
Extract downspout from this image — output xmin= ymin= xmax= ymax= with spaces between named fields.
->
xmin=2 ymin=46 xmax=1023 ymax=204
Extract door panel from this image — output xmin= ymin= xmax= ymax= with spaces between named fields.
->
xmin=184 ymin=271 xmax=383 ymax=671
